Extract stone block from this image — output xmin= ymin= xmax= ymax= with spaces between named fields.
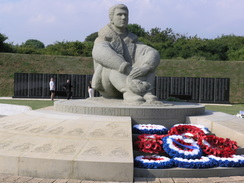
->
xmin=188 ymin=111 xmax=244 ymax=147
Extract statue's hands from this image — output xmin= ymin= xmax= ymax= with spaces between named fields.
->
xmin=124 ymin=65 xmax=132 ymax=75
xmin=129 ymin=65 xmax=150 ymax=79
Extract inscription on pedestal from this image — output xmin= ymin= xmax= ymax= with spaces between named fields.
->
xmin=54 ymin=100 xmax=205 ymax=126
xmin=89 ymin=129 xmax=105 ymax=137
xmin=33 ymin=144 xmax=52 ymax=153
xmin=58 ymin=145 xmax=76 ymax=154
xmin=15 ymin=124 xmax=32 ymax=131
xmin=66 ymin=128 xmax=84 ymax=136
xmin=83 ymin=146 xmax=101 ymax=156
xmin=29 ymin=125 xmax=47 ymax=133
xmin=0 ymin=140 xmax=12 ymax=149
xmin=110 ymin=147 xmax=129 ymax=158
xmin=57 ymin=104 xmax=202 ymax=120
xmin=46 ymin=126 xmax=64 ymax=135
xmin=12 ymin=143 xmax=34 ymax=151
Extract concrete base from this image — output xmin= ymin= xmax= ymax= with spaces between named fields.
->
xmin=54 ymin=98 xmax=205 ymax=128
xmin=1 ymin=99 xmax=244 ymax=181
xmin=0 ymin=109 xmax=133 ymax=182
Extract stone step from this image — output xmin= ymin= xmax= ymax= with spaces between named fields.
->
xmin=134 ymin=167 xmax=244 ymax=178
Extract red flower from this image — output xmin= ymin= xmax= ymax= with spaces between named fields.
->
xmin=199 ymin=135 xmax=238 ymax=157
xmin=135 ymin=134 xmax=167 ymax=154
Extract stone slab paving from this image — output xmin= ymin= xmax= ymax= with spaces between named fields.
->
xmin=0 ymin=104 xmax=31 ymax=116
xmin=0 ymin=107 xmax=133 ymax=182
xmin=1 ymin=174 xmax=244 ymax=183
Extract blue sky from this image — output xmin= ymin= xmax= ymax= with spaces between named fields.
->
xmin=0 ymin=0 xmax=243 ymax=46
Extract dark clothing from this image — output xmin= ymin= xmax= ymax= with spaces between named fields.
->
xmin=63 ymin=82 xmax=73 ymax=100
xmin=66 ymin=91 xmax=72 ymax=100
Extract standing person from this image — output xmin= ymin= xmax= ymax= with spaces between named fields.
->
xmin=63 ymin=79 xmax=73 ymax=100
xmin=88 ymin=80 xmax=94 ymax=98
xmin=49 ymin=78 xmax=55 ymax=100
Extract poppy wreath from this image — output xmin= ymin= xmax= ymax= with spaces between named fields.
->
xmin=209 ymin=155 xmax=244 ymax=167
xmin=198 ymin=135 xmax=238 ymax=157
xmin=132 ymin=124 xmax=168 ymax=135
xmin=172 ymin=124 xmax=211 ymax=134
xmin=134 ymin=155 xmax=174 ymax=169
xmin=194 ymin=124 xmax=211 ymax=134
xmin=168 ymin=124 xmax=206 ymax=142
xmin=135 ymin=134 xmax=167 ymax=154
xmin=174 ymin=156 xmax=215 ymax=169
xmin=162 ymin=135 xmax=202 ymax=159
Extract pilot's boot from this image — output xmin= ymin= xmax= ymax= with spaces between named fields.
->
xmin=143 ymin=92 xmax=162 ymax=104
xmin=123 ymin=90 xmax=145 ymax=105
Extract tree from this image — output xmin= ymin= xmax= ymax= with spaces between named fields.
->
xmin=219 ymin=35 xmax=244 ymax=61
xmin=0 ymin=33 xmax=8 ymax=51
xmin=146 ymin=27 xmax=162 ymax=43
xmin=127 ymin=24 xmax=146 ymax=37
xmin=15 ymin=39 xmax=45 ymax=54
xmin=0 ymin=33 xmax=15 ymax=53
xmin=85 ymin=32 xmax=98 ymax=42
xmin=43 ymin=41 xmax=93 ymax=57
xmin=23 ymin=39 xmax=45 ymax=49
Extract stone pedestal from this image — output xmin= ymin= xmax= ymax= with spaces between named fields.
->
xmin=54 ymin=98 xmax=205 ymax=128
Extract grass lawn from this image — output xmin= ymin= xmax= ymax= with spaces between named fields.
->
xmin=0 ymin=99 xmax=54 ymax=110
xmin=0 ymin=99 xmax=243 ymax=115
xmin=204 ymin=103 xmax=244 ymax=115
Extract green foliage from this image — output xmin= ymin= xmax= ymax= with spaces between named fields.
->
xmin=85 ymin=32 xmax=98 ymax=42
xmin=0 ymin=33 xmax=8 ymax=44
xmin=138 ymin=28 xmax=244 ymax=61
xmin=146 ymin=27 xmax=177 ymax=43
xmin=127 ymin=24 xmax=146 ymax=37
xmin=44 ymin=41 xmax=92 ymax=57
xmin=166 ymin=97 xmax=182 ymax=102
xmin=224 ymin=35 xmax=244 ymax=61
xmin=24 ymin=39 xmax=45 ymax=49
xmin=228 ymin=47 xmax=244 ymax=61
xmin=1 ymin=26 xmax=244 ymax=61
xmin=15 ymin=46 xmax=42 ymax=54
xmin=15 ymin=39 xmax=45 ymax=54
xmin=0 ymin=33 xmax=15 ymax=52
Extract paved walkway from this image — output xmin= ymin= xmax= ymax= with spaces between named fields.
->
xmin=1 ymin=174 xmax=244 ymax=183
xmin=0 ymin=100 xmax=244 ymax=183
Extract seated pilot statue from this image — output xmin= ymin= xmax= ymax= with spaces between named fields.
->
xmin=92 ymin=4 xmax=161 ymax=105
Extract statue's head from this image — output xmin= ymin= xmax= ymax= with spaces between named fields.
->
xmin=109 ymin=4 xmax=129 ymax=29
